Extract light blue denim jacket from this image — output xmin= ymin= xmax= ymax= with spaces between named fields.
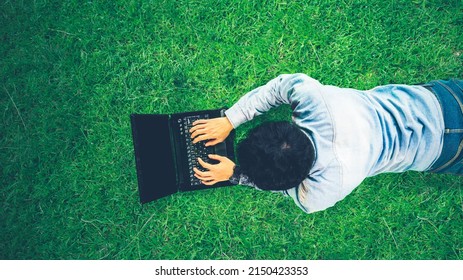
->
xmin=225 ymin=74 xmax=444 ymax=213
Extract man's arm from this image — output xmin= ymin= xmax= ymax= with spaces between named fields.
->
xmin=190 ymin=73 xmax=320 ymax=145
xmin=224 ymin=73 xmax=322 ymax=129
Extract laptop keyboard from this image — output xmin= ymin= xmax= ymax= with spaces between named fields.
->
xmin=178 ymin=114 xmax=213 ymax=186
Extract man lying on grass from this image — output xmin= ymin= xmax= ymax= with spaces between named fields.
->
xmin=189 ymin=74 xmax=463 ymax=213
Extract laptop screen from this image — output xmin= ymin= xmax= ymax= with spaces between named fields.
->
xmin=130 ymin=114 xmax=177 ymax=203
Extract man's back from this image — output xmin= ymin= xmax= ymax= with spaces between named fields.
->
xmin=314 ymin=83 xmax=444 ymax=184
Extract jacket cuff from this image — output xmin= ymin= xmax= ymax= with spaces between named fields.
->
xmin=224 ymin=105 xmax=247 ymax=129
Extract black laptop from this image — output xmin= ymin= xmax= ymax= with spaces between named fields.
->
xmin=130 ymin=108 xmax=236 ymax=203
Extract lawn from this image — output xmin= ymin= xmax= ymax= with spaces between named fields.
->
xmin=1 ymin=0 xmax=462 ymax=259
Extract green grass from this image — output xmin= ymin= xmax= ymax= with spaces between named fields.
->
xmin=1 ymin=0 xmax=462 ymax=259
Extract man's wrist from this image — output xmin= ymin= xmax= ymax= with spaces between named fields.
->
xmin=222 ymin=116 xmax=234 ymax=132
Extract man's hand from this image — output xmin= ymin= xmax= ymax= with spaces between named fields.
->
xmin=193 ymin=154 xmax=235 ymax=186
xmin=190 ymin=117 xmax=233 ymax=146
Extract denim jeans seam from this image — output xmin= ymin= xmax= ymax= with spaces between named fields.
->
xmin=432 ymin=138 xmax=463 ymax=173
xmin=445 ymin=129 xmax=463 ymax=133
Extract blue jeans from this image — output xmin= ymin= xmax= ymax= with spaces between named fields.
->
xmin=422 ymin=80 xmax=463 ymax=175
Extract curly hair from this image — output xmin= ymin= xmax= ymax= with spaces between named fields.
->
xmin=237 ymin=121 xmax=315 ymax=191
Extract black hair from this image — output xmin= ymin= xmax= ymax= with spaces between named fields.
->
xmin=237 ymin=121 xmax=315 ymax=191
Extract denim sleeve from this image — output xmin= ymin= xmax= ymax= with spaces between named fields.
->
xmin=224 ymin=73 xmax=321 ymax=128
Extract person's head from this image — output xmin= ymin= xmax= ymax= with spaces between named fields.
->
xmin=237 ymin=121 xmax=315 ymax=191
